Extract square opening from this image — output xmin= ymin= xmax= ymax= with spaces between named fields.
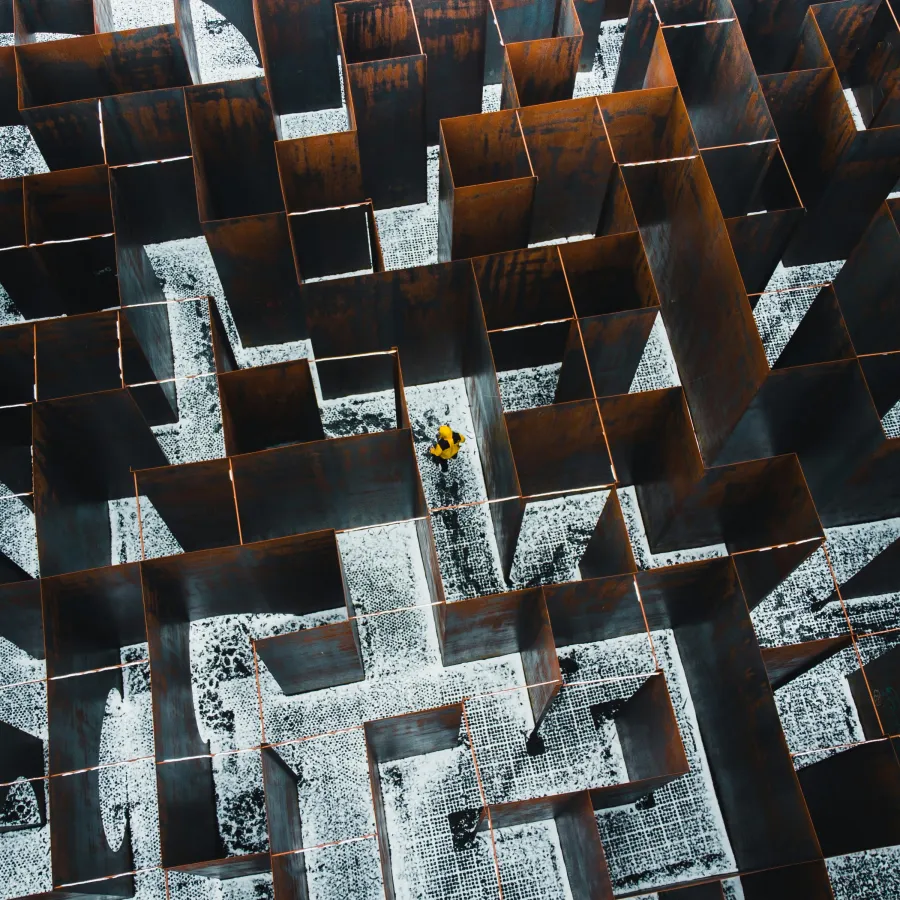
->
xmin=337 ymin=0 xmax=423 ymax=64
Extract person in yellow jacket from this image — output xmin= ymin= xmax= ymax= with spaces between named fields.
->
xmin=429 ymin=424 xmax=465 ymax=472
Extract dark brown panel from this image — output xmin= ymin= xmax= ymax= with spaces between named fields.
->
xmin=761 ymin=635 xmax=853 ymax=690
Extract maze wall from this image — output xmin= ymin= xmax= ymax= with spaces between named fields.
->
xmin=2 ymin=0 xmax=900 ymax=898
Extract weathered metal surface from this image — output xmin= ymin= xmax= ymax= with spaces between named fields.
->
xmin=517 ymin=98 xmax=614 ymax=243
xmin=275 ymin=131 xmax=366 ymax=213
xmin=336 ymin=0 xmax=427 ymax=207
xmin=100 ymin=87 xmax=191 ymax=167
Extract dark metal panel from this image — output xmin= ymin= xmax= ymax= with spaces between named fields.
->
xmin=218 ymin=358 xmax=324 ymax=456
xmin=287 ymin=204 xmax=372 ymax=281
xmin=503 ymin=28 xmax=583 ymax=109
xmin=559 ymin=231 xmax=658 ymax=317
xmin=517 ymin=98 xmax=614 ymax=243
xmin=595 ymin=165 xmax=639 ymax=237
xmin=255 ymin=621 xmax=364 ymax=694
xmin=33 ymin=390 xmax=166 ymax=577
xmin=48 ymin=767 xmax=134 ymax=885
xmin=254 ymin=0 xmax=342 ymax=115
xmin=553 ymin=791 xmax=615 ymax=900
xmin=579 ymin=490 xmax=637 ymax=579
xmin=740 ymin=861 xmax=836 ymax=900
xmin=119 ymin=305 xmax=179 ymax=427
xmin=580 ymin=307 xmax=657 ymax=398
xmin=365 ymin=703 xmax=463 ymax=762
xmin=642 ymin=558 xmax=824 ymax=872
xmin=544 ymin=574 xmax=646 ymax=646
xmin=774 ymin=285 xmax=856 ymax=369
xmin=410 ymin=0 xmax=487 ymax=141
xmin=0 ymin=405 xmax=33 ymax=497
xmin=849 ymin=642 xmax=900 ymax=737
xmin=203 ymin=212 xmax=306 ymax=347
xmin=185 ymin=78 xmax=284 ymax=222
xmin=135 ymin=458 xmax=241 ymax=553
xmin=155 ymin=756 xmax=224 ymax=868
xmin=19 ymin=99 xmax=105 ymax=170
xmin=275 ymin=132 xmax=365 ymax=214
xmin=0 ymin=580 xmax=43 ymax=656
xmin=260 ymin=747 xmax=303 ymax=854
xmin=505 ymin=399 xmax=614 ymax=495
xmin=0 ymin=323 xmax=34 ymax=406
xmin=761 ymin=634 xmax=853 ymax=690
xmin=0 ymin=175 xmax=25 ymax=248
xmin=726 ymin=208 xmax=805 ymax=296
xmin=597 ymin=86 xmax=697 ymax=163
xmin=621 ymin=157 xmax=769 ymax=463
xmin=41 ymin=562 xmax=145 ymax=678
xmin=100 ymin=87 xmax=191 ymax=167
xmin=35 ymin=312 xmax=121 ymax=402
xmin=231 ymin=429 xmax=422 ymax=541
xmin=662 ymin=19 xmax=777 ymax=148
xmin=731 ymin=540 xmax=821 ymax=611
xmin=337 ymin=0 xmax=427 ymax=208
xmin=797 ymin=738 xmax=900 ymax=857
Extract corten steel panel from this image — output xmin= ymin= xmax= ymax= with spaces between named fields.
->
xmin=713 ymin=360 xmax=892 ymax=525
xmin=438 ymin=109 xmax=536 ymax=260
xmin=365 ymin=703 xmax=464 ymax=761
xmin=12 ymin=0 xmax=98 ymax=42
xmin=647 ymin=454 xmax=825 ymax=555
xmin=638 ymin=558 xmax=824 ymax=872
xmin=519 ymin=591 xmax=562 ymax=728
xmin=726 ymin=207 xmax=806 ymax=295
xmin=170 ymin=854 xmax=273 ymax=878
xmin=0 ymin=237 xmax=119 ymax=319
xmin=612 ymin=0 xmax=660 ymax=92
xmin=23 ymin=164 xmax=111 ymax=243
xmin=797 ymin=738 xmax=900 ymax=857
xmin=15 ymin=25 xmax=195 ymax=109
xmin=500 ymin=0 xmax=583 ymax=109
xmin=740 ymin=861 xmax=837 ymax=900
xmin=516 ymin=98 xmax=614 ymax=243
xmin=595 ymin=164 xmax=640 ymax=236
xmin=365 ymin=728 xmax=397 ymax=900
xmin=580 ymin=307 xmax=658 ymax=397
xmin=774 ymin=286 xmax=856 ymax=369
xmin=832 ymin=201 xmax=900 ymax=354
xmin=488 ymin=318 xmax=570 ymax=370
xmin=260 ymin=748 xmax=304 ymax=855
xmin=473 ymin=245 xmax=573 ymax=329
xmin=155 ymin=756 xmax=224 ymax=869
xmin=839 ymin=532 xmax=900 ymax=600
xmin=0 ymin=44 xmax=16 ymax=126
xmin=0 ymin=177 xmax=25 ymax=248
xmin=255 ymin=620 xmax=364 ymax=694
xmin=273 ymin=853 xmax=311 ymax=900
xmin=597 ymin=388 xmax=704 ymax=524
xmin=615 ymin=672 xmax=689 ymax=785
xmin=482 ymin=790 xmax=615 ymax=899
xmin=659 ymin=884 xmax=725 ymax=899
xmin=703 ymin=143 xmax=779 ymax=219
xmin=100 ymin=87 xmax=192 ymax=167
xmin=559 ymin=231 xmax=658 ymax=316
xmin=47 ymin=665 xmax=122 ymax=775
xmin=120 ymin=305 xmax=179 ymax=427
xmin=579 ymin=489 xmax=637 ymax=579
xmin=731 ymin=540 xmax=821 ymax=611
xmin=760 ymin=634 xmax=854 ymax=690
xmin=598 ymin=87 xmax=697 ymax=163
xmin=620 ymin=157 xmax=770 ymax=464
xmin=287 ymin=203 xmax=373 ymax=281
xmin=662 ymin=19 xmax=777 ymax=149
xmin=0 ymin=405 xmax=33 ymax=497
xmin=0 ymin=581 xmax=44 ymax=657
xmin=41 ymin=562 xmax=145 ymax=678
xmin=0 ymin=323 xmax=35 ymax=406
xmin=849 ymin=641 xmax=900 ymax=737
xmin=276 ymin=132 xmax=365 ymax=213
xmin=462 ymin=277 xmax=523 ymax=574
xmin=730 ymin=0 xmax=828 ymax=75
xmin=411 ymin=0 xmax=487 ymax=141
xmin=135 ymin=458 xmax=242 ymax=553
xmin=416 ymin=513 xmax=446 ymax=611
xmin=231 ymin=428 xmax=424 ymax=542
xmin=304 ymin=261 xmax=474 ymax=385
xmin=0 ymin=719 xmax=44 ymax=784
xmin=34 ymin=312 xmax=121 ymax=401
xmin=218 ymin=358 xmax=325 ymax=456
xmin=208 ymin=296 xmax=239 ymax=374
xmin=204 ymin=213 xmax=307 ymax=347
xmin=33 ymin=390 xmax=167 ymax=577
xmin=18 ymin=96 xmax=106 ymax=170
xmin=315 ymin=350 xmax=397 ymax=400
xmin=336 ymin=0 xmax=427 ymax=208
xmin=762 ymin=64 xmax=900 ymax=264
xmin=185 ymin=78 xmax=285 ymax=222
xmin=48 ymin=768 xmax=134 ymax=888
xmin=505 ymin=399 xmax=614 ymax=496
xmin=254 ymin=0 xmax=343 ymax=114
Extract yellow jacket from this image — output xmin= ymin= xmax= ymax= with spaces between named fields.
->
xmin=429 ymin=425 xmax=465 ymax=460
